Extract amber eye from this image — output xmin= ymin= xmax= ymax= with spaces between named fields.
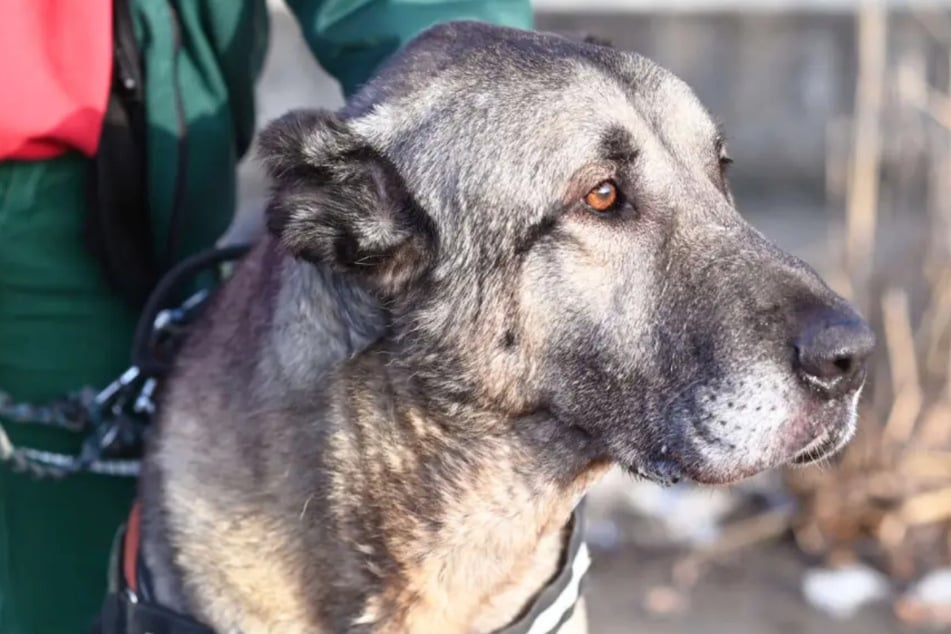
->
xmin=584 ymin=180 xmax=619 ymax=213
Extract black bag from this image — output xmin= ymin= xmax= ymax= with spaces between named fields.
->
xmin=84 ymin=0 xmax=159 ymax=306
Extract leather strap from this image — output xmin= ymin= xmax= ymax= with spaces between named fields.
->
xmin=90 ymin=507 xmax=214 ymax=634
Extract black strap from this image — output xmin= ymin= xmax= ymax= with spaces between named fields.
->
xmin=84 ymin=0 xmax=158 ymax=306
xmin=130 ymin=243 xmax=251 ymax=377
xmin=93 ymin=503 xmax=587 ymax=634
xmin=91 ymin=523 xmax=215 ymax=634
xmin=92 ymin=593 xmax=215 ymax=634
xmin=494 ymin=503 xmax=589 ymax=634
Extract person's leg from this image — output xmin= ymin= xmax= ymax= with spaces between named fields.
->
xmin=0 ymin=154 xmax=138 ymax=634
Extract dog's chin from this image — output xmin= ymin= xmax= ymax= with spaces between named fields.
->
xmin=628 ymin=388 xmax=862 ymax=486
xmin=621 ymin=420 xmax=854 ymax=486
xmin=788 ymin=386 xmax=862 ymax=466
xmin=789 ymin=414 xmax=856 ymax=466
xmin=622 ymin=457 xmax=685 ymax=486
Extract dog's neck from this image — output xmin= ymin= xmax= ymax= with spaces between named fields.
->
xmin=254 ymin=253 xmax=386 ymax=402
xmin=147 ymin=248 xmax=609 ymax=633
xmin=316 ymin=346 xmax=609 ymax=633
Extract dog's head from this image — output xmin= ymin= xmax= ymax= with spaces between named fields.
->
xmin=260 ymin=22 xmax=874 ymax=486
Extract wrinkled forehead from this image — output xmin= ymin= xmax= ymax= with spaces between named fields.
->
xmin=349 ymin=26 xmax=717 ymax=219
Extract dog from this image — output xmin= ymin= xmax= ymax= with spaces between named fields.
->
xmin=123 ymin=21 xmax=875 ymax=634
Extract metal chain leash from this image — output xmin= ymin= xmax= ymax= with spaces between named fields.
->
xmin=0 ymin=371 xmax=150 ymax=478
xmin=0 ymin=331 xmax=174 ymax=479
xmin=0 ymin=386 xmax=97 ymax=431
xmin=0 ymin=244 xmax=250 ymax=479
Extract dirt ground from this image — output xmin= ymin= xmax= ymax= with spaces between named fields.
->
xmin=584 ymin=541 xmax=905 ymax=634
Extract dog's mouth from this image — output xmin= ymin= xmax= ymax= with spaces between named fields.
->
xmin=789 ymin=385 xmax=862 ymax=466
xmin=789 ymin=424 xmax=849 ymax=465
xmin=637 ymin=380 xmax=863 ymax=486
xmin=628 ymin=419 xmax=852 ymax=486
xmin=623 ymin=458 xmax=685 ymax=486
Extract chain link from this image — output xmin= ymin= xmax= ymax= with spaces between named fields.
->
xmin=0 ymin=386 xmax=116 ymax=478
xmin=0 ymin=371 xmax=149 ymax=479
xmin=0 ymin=245 xmax=248 ymax=480
xmin=0 ymin=299 xmax=202 ymax=479
xmin=0 ymin=387 xmax=97 ymax=431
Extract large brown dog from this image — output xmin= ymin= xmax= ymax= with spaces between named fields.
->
xmin=132 ymin=21 xmax=874 ymax=633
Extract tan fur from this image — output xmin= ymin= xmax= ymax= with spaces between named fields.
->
xmin=155 ymin=397 xmax=606 ymax=634
xmin=354 ymin=444 xmax=610 ymax=633
xmin=163 ymin=481 xmax=317 ymax=632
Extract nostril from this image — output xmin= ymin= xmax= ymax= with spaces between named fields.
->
xmin=795 ymin=347 xmax=853 ymax=382
xmin=833 ymin=355 xmax=853 ymax=375
xmin=793 ymin=310 xmax=875 ymax=394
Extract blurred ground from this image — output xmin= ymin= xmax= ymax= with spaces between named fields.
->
xmin=236 ymin=5 xmax=920 ymax=632
xmin=584 ymin=540 xmax=903 ymax=634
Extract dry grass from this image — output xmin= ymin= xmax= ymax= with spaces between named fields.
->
xmin=787 ymin=3 xmax=951 ymax=594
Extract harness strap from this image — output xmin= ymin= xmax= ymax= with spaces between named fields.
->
xmin=93 ymin=504 xmax=214 ymax=634
xmin=122 ymin=502 xmax=142 ymax=596
xmin=94 ymin=593 xmax=216 ymax=634
xmin=95 ymin=593 xmax=217 ymax=634
xmin=96 ymin=503 xmax=589 ymax=634
xmin=495 ymin=504 xmax=591 ymax=634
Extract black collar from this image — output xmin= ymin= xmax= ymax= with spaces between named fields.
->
xmin=495 ymin=503 xmax=590 ymax=634
xmin=93 ymin=502 xmax=589 ymax=634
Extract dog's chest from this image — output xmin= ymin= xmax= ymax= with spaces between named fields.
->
xmin=355 ymin=523 xmax=567 ymax=634
xmin=351 ymin=483 xmax=580 ymax=633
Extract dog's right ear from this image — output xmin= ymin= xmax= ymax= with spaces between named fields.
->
xmin=258 ymin=109 xmax=435 ymax=298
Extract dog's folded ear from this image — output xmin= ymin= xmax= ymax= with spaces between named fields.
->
xmin=258 ymin=109 xmax=435 ymax=297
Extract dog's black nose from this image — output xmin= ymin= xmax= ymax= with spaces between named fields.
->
xmin=794 ymin=308 xmax=875 ymax=396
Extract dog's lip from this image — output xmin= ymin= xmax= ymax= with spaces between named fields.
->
xmin=790 ymin=425 xmax=844 ymax=465
xmin=624 ymin=457 xmax=684 ymax=486
xmin=790 ymin=385 xmax=862 ymax=465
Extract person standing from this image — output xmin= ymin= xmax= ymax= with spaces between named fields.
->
xmin=0 ymin=1 xmax=532 ymax=632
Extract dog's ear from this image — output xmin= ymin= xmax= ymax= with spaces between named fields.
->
xmin=258 ymin=109 xmax=435 ymax=297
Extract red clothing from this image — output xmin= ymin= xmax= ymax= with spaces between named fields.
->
xmin=0 ymin=0 xmax=112 ymax=160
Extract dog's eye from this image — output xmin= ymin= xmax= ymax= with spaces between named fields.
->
xmin=584 ymin=180 xmax=620 ymax=213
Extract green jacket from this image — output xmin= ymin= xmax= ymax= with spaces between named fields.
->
xmin=0 ymin=2 xmax=531 ymax=632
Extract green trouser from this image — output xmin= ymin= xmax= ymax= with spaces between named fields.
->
xmin=0 ymin=2 xmax=531 ymax=632
xmin=0 ymin=155 xmax=141 ymax=633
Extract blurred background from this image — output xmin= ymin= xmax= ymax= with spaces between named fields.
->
xmin=233 ymin=1 xmax=951 ymax=631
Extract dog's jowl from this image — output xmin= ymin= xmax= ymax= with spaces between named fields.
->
xmin=133 ymin=22 xmax=874 ymax=634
